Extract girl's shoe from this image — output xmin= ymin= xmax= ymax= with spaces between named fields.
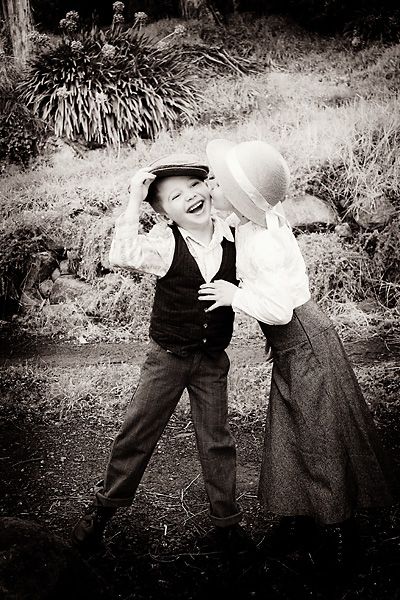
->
xmin=267 ymin=516 xmax=319 ymax=555
xmin=317 ymin=519 xmax=360 ymax=574
xmin=71 ymin=504 xmax=116 ymax=552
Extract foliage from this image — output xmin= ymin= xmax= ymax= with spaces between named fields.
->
xmin=19 ymin=5 xmax=201 ymax=146
xmin=280 ymin=0 xmax=400 ymax=42
xmin=0 ymin=225 xmax=46 ymax=316
xmin=0 ymin=58 xmax=48 ymax=167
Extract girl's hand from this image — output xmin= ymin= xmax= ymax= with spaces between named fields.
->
xmin=198 ymin=280 xmax=238 ymax=311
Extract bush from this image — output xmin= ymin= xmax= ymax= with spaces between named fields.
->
xmin=19 ymin=6 xmax=201 ymax=146
xmin=0 ymin=59 xmax=48 ymax=167
xmin=0 ymin=225 xmax=47 ymax=316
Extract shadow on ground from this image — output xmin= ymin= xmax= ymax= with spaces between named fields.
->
xmin=1 ymin=398 xmax=400 ymax=600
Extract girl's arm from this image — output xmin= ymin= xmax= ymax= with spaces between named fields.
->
xmin=198 ymin=276 xmax=293 ymax=325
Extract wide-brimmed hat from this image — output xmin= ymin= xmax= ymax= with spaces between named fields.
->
xmin=145 ymin=152 xmax=209 ymax=204
xmin=206 ymin=139 xmax=290 ymax=226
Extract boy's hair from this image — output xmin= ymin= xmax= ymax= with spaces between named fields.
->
xmin=146 ymin=178 xmax=166 ymax=214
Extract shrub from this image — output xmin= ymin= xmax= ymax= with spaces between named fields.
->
xmin=298 ymin=232 xmax=370 ymax=307
xmin=19 ymin=5 xmax=201 ymax=146
xmin=0 ymin=58 xmax=48 ymax=167
xmin=0 ymin=225 xmax=47 ymax=316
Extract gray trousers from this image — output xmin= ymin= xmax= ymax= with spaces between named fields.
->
xmin=96 ymin=339 xmax=241 ymax=527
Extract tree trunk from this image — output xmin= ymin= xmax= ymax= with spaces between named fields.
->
xmin=179 ymin=0 xmax=205 ymax=19
xmin=2 ymin=0 xmax=33 ymax=65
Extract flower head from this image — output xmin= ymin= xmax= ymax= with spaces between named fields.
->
xmin=65 ymin=11 xmax=79 ymax=22
xmin=96 ymin=91 xmax=108 ymax=103
xmin=56 ymin=85 xmax=70 ymax=99
xmin=28 ymin=31 xmax=50 ymax=47
xmin=134 ymin=12 xmax=148 ymax=23
xmin=173 ymin=24 xmax=186 ymax=36
xmin=101 ymin=43 xmax=116 ymax=59
xmin=113 ymin=13 xmax=125 ymax=24
xmin=113 ymin=1 xmax=125 ymax=13
xmin=59 ymin=11 xmax=79 ymax=33
xmin=70 ymin=40 xmax=83 ymax=52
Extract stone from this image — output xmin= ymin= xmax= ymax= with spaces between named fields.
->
xmin=22 ymin=252 xmax=57 ymax=293
xmin=49 ymin=275 xmax=92 ymax=304
xmin=283 ymin=194 xmax=339 ymax=227
xmin=51 ymin=268 xmax=61 ymax=282
xmin=59 ymin=259 xmax=70 ymax=275
xmin=38 ymin=279 xmax=54 ymax=298
xmin=353 ymin=196 xmax=396 ymax=229
xmin=335 ymin=223 xmax=353 ymax=239
xmin=0 ymin=517 xmax=107 ymax=599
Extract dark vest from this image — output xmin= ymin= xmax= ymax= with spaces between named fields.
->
xmin=149 ymin=224 xmax=237 ymax=355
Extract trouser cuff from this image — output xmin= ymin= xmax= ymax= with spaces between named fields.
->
xmin=209 ymin=509 xmax=242 ymax=527
xmin=95 ymin=490 xmax=134 ymax=508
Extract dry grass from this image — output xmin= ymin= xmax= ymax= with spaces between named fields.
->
xmin=1 ymin=16 xmax=399 ymax=340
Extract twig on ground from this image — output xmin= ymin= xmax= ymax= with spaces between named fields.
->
xmin=13 ymin=457 xmax=43 ymax=467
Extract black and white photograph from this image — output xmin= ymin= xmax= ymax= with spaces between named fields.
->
xmin=1 ymin=1 xmax=399 ymax=598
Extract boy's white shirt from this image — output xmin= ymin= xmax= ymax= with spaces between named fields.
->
xmin=109 ymin=208 xmax=234 ymax=283
xmin=230 ymin=204 xmax=311 ymax=325
xmin=109 ymin=202 xmax=310 ymax=326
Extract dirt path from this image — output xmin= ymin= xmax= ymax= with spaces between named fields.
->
xmin=2 ymin=334 xmax=399 ymax=368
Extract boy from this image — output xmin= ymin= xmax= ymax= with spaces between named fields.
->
xmin=71 ymin=153 xmax=249 ymax=554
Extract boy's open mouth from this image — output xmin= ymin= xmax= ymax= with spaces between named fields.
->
xmin=187 ymin=199 xmax=205 ymax=214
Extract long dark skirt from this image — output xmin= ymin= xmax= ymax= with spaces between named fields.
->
xmin=258 ymin=299 xmax=394 ymax=524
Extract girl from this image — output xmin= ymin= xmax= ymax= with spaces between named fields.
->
xmin=199 ymin=139 xmax=394 ymax=570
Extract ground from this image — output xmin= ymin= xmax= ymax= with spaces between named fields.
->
xmin=1 ymin=335 xmax=400 ymax=599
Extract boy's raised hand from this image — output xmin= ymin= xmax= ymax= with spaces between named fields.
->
xmin=124 ymin=168 xmax=156 ymax=218
xmin=198 ymin=280 xmax=238 ymax=311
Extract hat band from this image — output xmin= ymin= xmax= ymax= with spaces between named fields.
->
xmin=226 ymin=147 xmax=273 ymax=212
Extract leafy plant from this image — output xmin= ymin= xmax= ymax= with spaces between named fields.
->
xmin=19 ymin=6 xmax=201 ymax=146
xmin=0 ymin=58 xmax=48 ymax=167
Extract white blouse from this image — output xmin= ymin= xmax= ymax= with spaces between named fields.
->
xmin=231 ymin=205 xmax=311 ymax=325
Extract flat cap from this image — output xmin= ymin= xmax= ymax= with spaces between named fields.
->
xmin=146 ymin=152 xmax=209 ymax=180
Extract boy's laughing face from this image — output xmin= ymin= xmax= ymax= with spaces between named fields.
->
xmin=156 ymin=175 xmax=212 ymax=231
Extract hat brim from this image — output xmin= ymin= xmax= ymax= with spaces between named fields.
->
xmin=149 ymin=165 xmax=208 ymax=179
xmin=206 ymin=139 xmax=267 ymax=227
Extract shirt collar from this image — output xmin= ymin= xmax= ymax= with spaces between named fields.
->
xmin=178 ymin=215 xmax=234 ymax=248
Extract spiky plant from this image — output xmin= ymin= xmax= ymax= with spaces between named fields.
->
xmin=18 ymin=6 xmax=201 ymax=146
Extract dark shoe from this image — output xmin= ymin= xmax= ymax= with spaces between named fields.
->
xmin=317 ymin=519 xmax=360 ymax=575
xmin=268 ymin=516 xmax=319 ymax=555
xmin=199 ymin=524 xmax=256 ymax=557
xmin=71 ymin=504 xmax=116 ymax=551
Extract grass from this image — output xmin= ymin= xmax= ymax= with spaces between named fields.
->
xmin=1 ymin=355 xmax=398 ymax=424
xmin=0 ymin=14 xmax=399 ymax=341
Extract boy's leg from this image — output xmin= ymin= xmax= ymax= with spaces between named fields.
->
xmin=72 ymin=341 xmax=188 ymax=548
xmin=97 ymin=341 xmax=189 ymax=506
xmin=187 ymin=350 xmax=241 ymax=526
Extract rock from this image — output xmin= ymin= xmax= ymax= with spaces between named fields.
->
xmin=353 ymin=196 xmax=396 ymax=229
xmin=49 ymin=275 xmax=92 ymax=304
xmin=19 ymin=290 xmax=41 ymax=309
xmin=38 ymin=279 xmax=54 ymax=298
xmin=283 ymin=194 xmax=339 ymax=228
xmin=22 ymin=251 xmax=57 ymax=293
xmin=0 ymin=517 xmax=108 ymax=599
xmin=66 ymin=249 xmax=80 ymax=275
xmin=51 ymin=268 xmax=61 ymax=282
xmin=335 ymin=223 xmax=353 ymax=239
xmin=59 ymin=259 xmax=70 ymax=275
